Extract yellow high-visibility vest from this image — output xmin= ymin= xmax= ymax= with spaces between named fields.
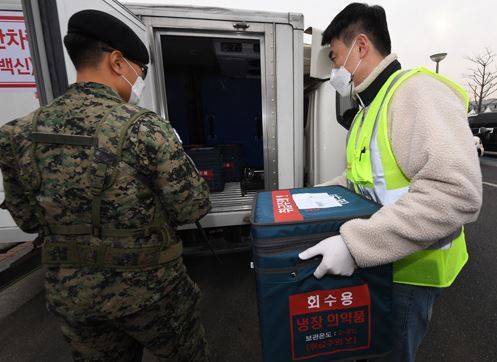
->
xmin=346 ymin=67 xmax=468 ymax=287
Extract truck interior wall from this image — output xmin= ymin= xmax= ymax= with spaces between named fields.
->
xmin=166 ymin=71 xmax=264 ymax=168
xmin=200 ymin=76 xmax=263 ymax=167
xmin=164 ymin=70 xmax=200 ymax=146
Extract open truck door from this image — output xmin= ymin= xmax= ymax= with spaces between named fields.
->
xmin=22 ymin=0 xmax=156 ymax=111
xmin=303 ymin=27 xmax=348 ymax=186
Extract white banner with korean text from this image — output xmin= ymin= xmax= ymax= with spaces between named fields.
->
xmin=0 ymin=11 xmax=36 ymax=92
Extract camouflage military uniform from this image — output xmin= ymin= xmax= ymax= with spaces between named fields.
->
xmin=0 ymin=82 xmax=211 ymax=361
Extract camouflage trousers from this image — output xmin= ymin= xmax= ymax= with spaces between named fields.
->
xmin=56 ymin=275 xmax=209 ymax=362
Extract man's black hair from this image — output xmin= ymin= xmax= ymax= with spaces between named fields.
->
xmin=321 ymin=3 xmax=391 ymax=56
xmin=63 ymin=33 xmax=107 ymax=70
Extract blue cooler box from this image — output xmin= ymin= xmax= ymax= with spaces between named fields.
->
xmin=185 ymin=146 xmax=225 ymax=192
xmin=251 ymin=186 xmax=392 ymax=361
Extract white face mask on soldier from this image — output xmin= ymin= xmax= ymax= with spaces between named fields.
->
xmin=121 ymin=58 xmax=145 ymax=105
xmin=329 ymin=39 xmax=362 ymax=98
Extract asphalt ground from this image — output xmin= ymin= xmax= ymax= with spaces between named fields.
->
xmin=1 ymin=157 xmax=496 ymax=362
xmin=416 ymin=156 xmax=497 ymax=362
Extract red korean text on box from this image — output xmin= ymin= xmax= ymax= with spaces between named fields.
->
xmin=288 ymin=284 xmax=372 ymax=360
xmin=271 ymin=190 xmax=304 ymax=223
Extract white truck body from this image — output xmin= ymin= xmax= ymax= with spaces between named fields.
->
xmin=1 ymin=0 xmax=347 ymax=245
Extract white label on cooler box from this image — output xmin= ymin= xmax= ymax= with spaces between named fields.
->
xmin=292 ymin=193 xmax=342 ymax=209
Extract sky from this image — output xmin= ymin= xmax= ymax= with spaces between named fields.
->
xmin=121 ymin=0 xmax=496 ymax=93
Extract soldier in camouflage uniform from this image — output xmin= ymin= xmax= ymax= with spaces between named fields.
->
xmin=0 ymin=9 xmax=211 ymax=361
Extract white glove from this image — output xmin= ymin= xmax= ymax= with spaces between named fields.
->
xmin=298 ymin=235 xmax=356 ymax=278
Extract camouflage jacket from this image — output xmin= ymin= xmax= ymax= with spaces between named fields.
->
xmin=0 ymin=82 xmax=210 ymax=319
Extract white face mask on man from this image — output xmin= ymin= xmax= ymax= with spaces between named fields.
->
xmin=329 ymin=39 xmax=362 ymax=98
xmin=121 ymin=58 xmax=145 ymax=105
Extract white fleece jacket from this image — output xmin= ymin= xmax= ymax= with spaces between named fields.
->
xmin=328 ymin=55 xmax=482 ymax=268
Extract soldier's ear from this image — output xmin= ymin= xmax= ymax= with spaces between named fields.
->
xmin=108 ymin=50 xmax=126 ymax=76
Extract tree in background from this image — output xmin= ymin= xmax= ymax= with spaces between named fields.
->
xmin=466 ymin=48 xmax=497 ymax=113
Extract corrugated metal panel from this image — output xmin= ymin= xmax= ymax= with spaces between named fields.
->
xmin=210 ymin=182 xmax=256 ymax=213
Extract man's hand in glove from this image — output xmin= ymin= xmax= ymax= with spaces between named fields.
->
xmin=298 ymin=234 xmax=356 ymax=278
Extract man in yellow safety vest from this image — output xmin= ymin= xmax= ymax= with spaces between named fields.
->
xmin=299 ymin=3 xmax=482 ymax=361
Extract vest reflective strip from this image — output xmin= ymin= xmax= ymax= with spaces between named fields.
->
xmin=369 ymin=71 xmax=408 ymax=205
xmin=354 ymin=70 xmax=411 ymax=205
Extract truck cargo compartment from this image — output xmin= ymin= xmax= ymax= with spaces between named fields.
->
xmin=162 ymin=34 xmax=264 ymax=213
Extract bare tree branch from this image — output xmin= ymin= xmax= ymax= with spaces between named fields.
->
xmin=466 ymin=48 xmax=497 ymax=113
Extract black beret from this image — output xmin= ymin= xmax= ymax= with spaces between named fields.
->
xmin=67 ymin=9 xmax=149 ymax=65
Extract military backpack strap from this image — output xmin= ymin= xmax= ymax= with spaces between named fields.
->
xmin=88 ymin=104 xmax=154 ymax=238
xmin=28 ymin=132 xmax=96 ymax=146
xmin=15 ymin=108 xmax=52 ymax=236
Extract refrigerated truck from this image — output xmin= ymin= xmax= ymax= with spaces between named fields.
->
xmin=1 ymin=0 xmax=349 ymax=252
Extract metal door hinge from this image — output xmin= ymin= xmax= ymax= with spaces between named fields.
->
xmin=233 ymin=22 xmax=250 ymax=30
